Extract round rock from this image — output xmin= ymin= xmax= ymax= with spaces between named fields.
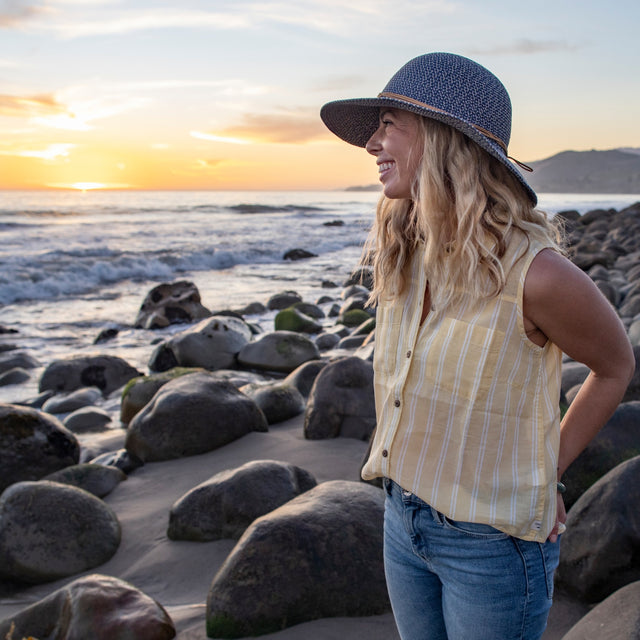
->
xmin=206 ymin=480 xmax=388 ymax=637
xmin=39 ymin=355 xmax=141 ymax=396
xmin=304 ymin=356 xmax=376 ymax=441
xmin=238 ymin=330 xmax=320 ymax=374
xmin=0 ymin=573 xmax=175 ymax=640
xmin=0 ymin=481 xmax=121 ymax=583
xmin=0 ymin=403 xmax=79 ymax=493
xmin=168 ymin=315 xmax=252 ymax=370
xmin=125 ymin=372 xmax=268 ymax=462
xmin=168 ymin=459 xmax=317 ymax=541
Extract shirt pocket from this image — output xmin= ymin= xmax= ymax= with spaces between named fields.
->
xmin=412 ymin=316 xmax=505 ymax=402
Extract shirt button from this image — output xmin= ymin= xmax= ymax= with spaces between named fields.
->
xmin=382 ymin=449 xmax=388 ymax=457
xmin=406 ymin=350 xmax=412 ymax=358
xmin=394 ymin=399 xmax=401 ymax=407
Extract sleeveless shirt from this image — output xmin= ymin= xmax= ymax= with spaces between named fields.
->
xmin=362 ymin=229 xmax=563 ymax=542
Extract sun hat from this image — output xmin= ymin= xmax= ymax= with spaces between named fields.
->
xmin=320 ymin=52 xmax=537 ymax=205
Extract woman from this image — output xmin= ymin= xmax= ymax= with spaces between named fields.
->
xmin=321 ymin=53 xmax=634 ymax=640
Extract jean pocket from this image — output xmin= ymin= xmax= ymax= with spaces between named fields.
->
xmin=540 ymin=540 xmax=561 ymax=599
xmin=442 ymin=516 xmax=510 ymax=540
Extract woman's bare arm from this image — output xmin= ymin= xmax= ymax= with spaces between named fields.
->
xmin=523 ymin=248 xmax=635 ymax=539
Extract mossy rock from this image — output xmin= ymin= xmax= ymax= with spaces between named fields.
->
xmin=120 ymin=367 xmax=203 ymax=424
xmin=339 ymin=309 xmax=371 ymax=328
xmin=274 ymin=308 xmax=322 ymax=334
xmin=353 ymin=317 xmax=376 ymax=335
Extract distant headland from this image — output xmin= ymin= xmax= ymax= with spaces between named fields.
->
xmin=345 ymin=148 xmax=640 ymax=194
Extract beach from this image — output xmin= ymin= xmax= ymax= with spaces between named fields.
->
xmin=0 ymin=414 xmax=590 ymax=639
xmin=1 ymin=191 xmax=639 ymax=638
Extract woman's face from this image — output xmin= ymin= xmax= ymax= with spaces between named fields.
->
xmin=365 ymin=108 xmax=423 ymax=199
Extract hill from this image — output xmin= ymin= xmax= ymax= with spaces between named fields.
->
xmin=525 ymin=149 xmax=640 ymax=194
xmin=345 ymin=148 xmax=640 ymax=194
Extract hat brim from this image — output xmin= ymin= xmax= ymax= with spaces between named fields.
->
xmin=320 ymin=97 xmax=537 ymax=206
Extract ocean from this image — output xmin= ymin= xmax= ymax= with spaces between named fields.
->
xmin=1 ymin=189 xmax=638 ymax=405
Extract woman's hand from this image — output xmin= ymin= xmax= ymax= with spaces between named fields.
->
xmin=547 ymin=492 xmax=566 ymax=543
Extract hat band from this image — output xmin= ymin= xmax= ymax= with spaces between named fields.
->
xmin=378 ymin=91 xmax=533 ymax=173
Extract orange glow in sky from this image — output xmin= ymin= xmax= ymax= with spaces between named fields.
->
xmin=1 ymin=1 xmax=638 ymax=191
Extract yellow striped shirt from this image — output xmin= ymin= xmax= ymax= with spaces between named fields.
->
xmin=362 ymin=230 xmax=562 ymax=541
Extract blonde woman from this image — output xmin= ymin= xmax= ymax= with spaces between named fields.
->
xmin=321 ymin=53 xmax=634 ymax=640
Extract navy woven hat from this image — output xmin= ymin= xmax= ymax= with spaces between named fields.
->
xmin=320 ymin=52 xmax=537 ymax=205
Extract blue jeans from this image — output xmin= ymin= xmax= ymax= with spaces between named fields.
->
xmin=383 ymin=479 xmax=560 ymax=640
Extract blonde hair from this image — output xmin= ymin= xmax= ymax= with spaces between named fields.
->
xmin=365 ymin=115 xmax=562 ymax=311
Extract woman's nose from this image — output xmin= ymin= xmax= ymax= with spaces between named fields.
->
xmin=365 ymin=124 xmax=383 ymax=155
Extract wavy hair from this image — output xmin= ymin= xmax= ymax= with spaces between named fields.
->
xmin=364 ymin=115 xmax=562 ymax=312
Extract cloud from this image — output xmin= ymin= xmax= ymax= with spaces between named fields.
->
xmin=11 ymin=0 xmax=457 ymax=38
xmin=0 ymin=89 xmax=149 ymax=130
xmin=33 ymin=92 xmax=150 ymax=130
xmin=0 ymin=0 xmax=48 ymax=27
xmin=468 ymin=38 xmax=580 ymax=55
xmin=196 ymin=109 xmax=329 ymax=145
xmin=0 ymin=92 xmax=68 ymax=117
xmin=34 ymin=7 xmax=250 ymax=38
xmin=0 ymin=142 xmax=74 ymax=159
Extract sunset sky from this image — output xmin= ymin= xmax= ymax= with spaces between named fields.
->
xmin=1 ymin=0 xmax=638 ymax=191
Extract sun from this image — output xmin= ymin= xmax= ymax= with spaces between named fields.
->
xmin=69 ymin=182 xmax=107 ymax=191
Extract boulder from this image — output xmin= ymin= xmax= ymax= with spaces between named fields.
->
xmin=283 ymin=360 xmax=327 ymax=398
xmin=339 ymin=293 xmax=369 ymax=314
xmin=629 ymin=318 xmax=640 ymax=347
xmin=340 ymin=308 xmax=373 ymax=327
xmin=148 ymin=341 xmax=179 ymax=373
xmin=134 ymin=280 xmax=211 ymax=329
xmin=89 ymin=448 xmax=144 ymax=474
xmin=125 ymin=372 xmax=268 ymax=462
xmin=43 ymin=463 xmax=126 ymax=498
xmin=39 ymin=355 xmax=141 ymax=396
xmin=561 ymin=581 xmax=640 ymax=640
xmin=341 ymin=284 xmax=371 ymax=300
xmin=0 ymin=404 xmax=79 ymax=493
xmin=304 ymin=356 xmax=376 ymax=441
xmin=283 ymin=248 xmax=317 ymax=260
xmin=240 ymin=381 xmax=306 ymax=425
xmin=315 ymin=332 xmax=340 ymax=350
xmin=42 ymin=386 xmax=103 ymax=414
xmin=344 ymin=266 xmax=374 ymax=290
xmin=120 ymin=367 xmax=203 ymax=424
xmin=168 ymin=459 xmax=316 ymax=541
xmin=15 ymin=389 xmax=54 ymax=409
xmin=167 ymin=315 xmax=253 ymax=370
xmin=94 ymin=325 xmax=119 ymax=344
xmin=274 ymin=307 xmax=322 ymax=334
xmin=236 ymin=301 xmax=267 ymax=316
xmin=0 ymin=351 xmax=39 ymax=374
xmin=353 ymin=317 xmax=376 ymax=335
xmin=556 ymin=456 xmax=640 ymax=603
xmin=562 ymin=401 xmax=640 ymax=509
xmin=561 ymin=360 xmax=590 ymax=397
xmin=291 ymin=302 xmax=325 ymax=319
xmin=206 ymin=480 xmax=388 ymax=637
xmin=338 ymin=333 xmax=367 ymax=350
xmin=63 ymin=406 xmax=112 ymax=432
xmin=0 ymin=573 xmax=175 ymax=640
xmin=621 ymin=344 xmax=640 ymax=402
xmin=266 ymin=291 xmax=303 ymax=311
xmin=0 ymin=367 xmax=30 ymax=387
xmin=238 ymin=331 xmax=320 ymax=374
xmin=0 ymin=480 xmax=121 ymax=583
xmin=620 ymin=293 xmax=640 ymax=318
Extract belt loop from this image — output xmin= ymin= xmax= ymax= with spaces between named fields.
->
xmin=430 ymin=506 xmax=444 ymax=525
